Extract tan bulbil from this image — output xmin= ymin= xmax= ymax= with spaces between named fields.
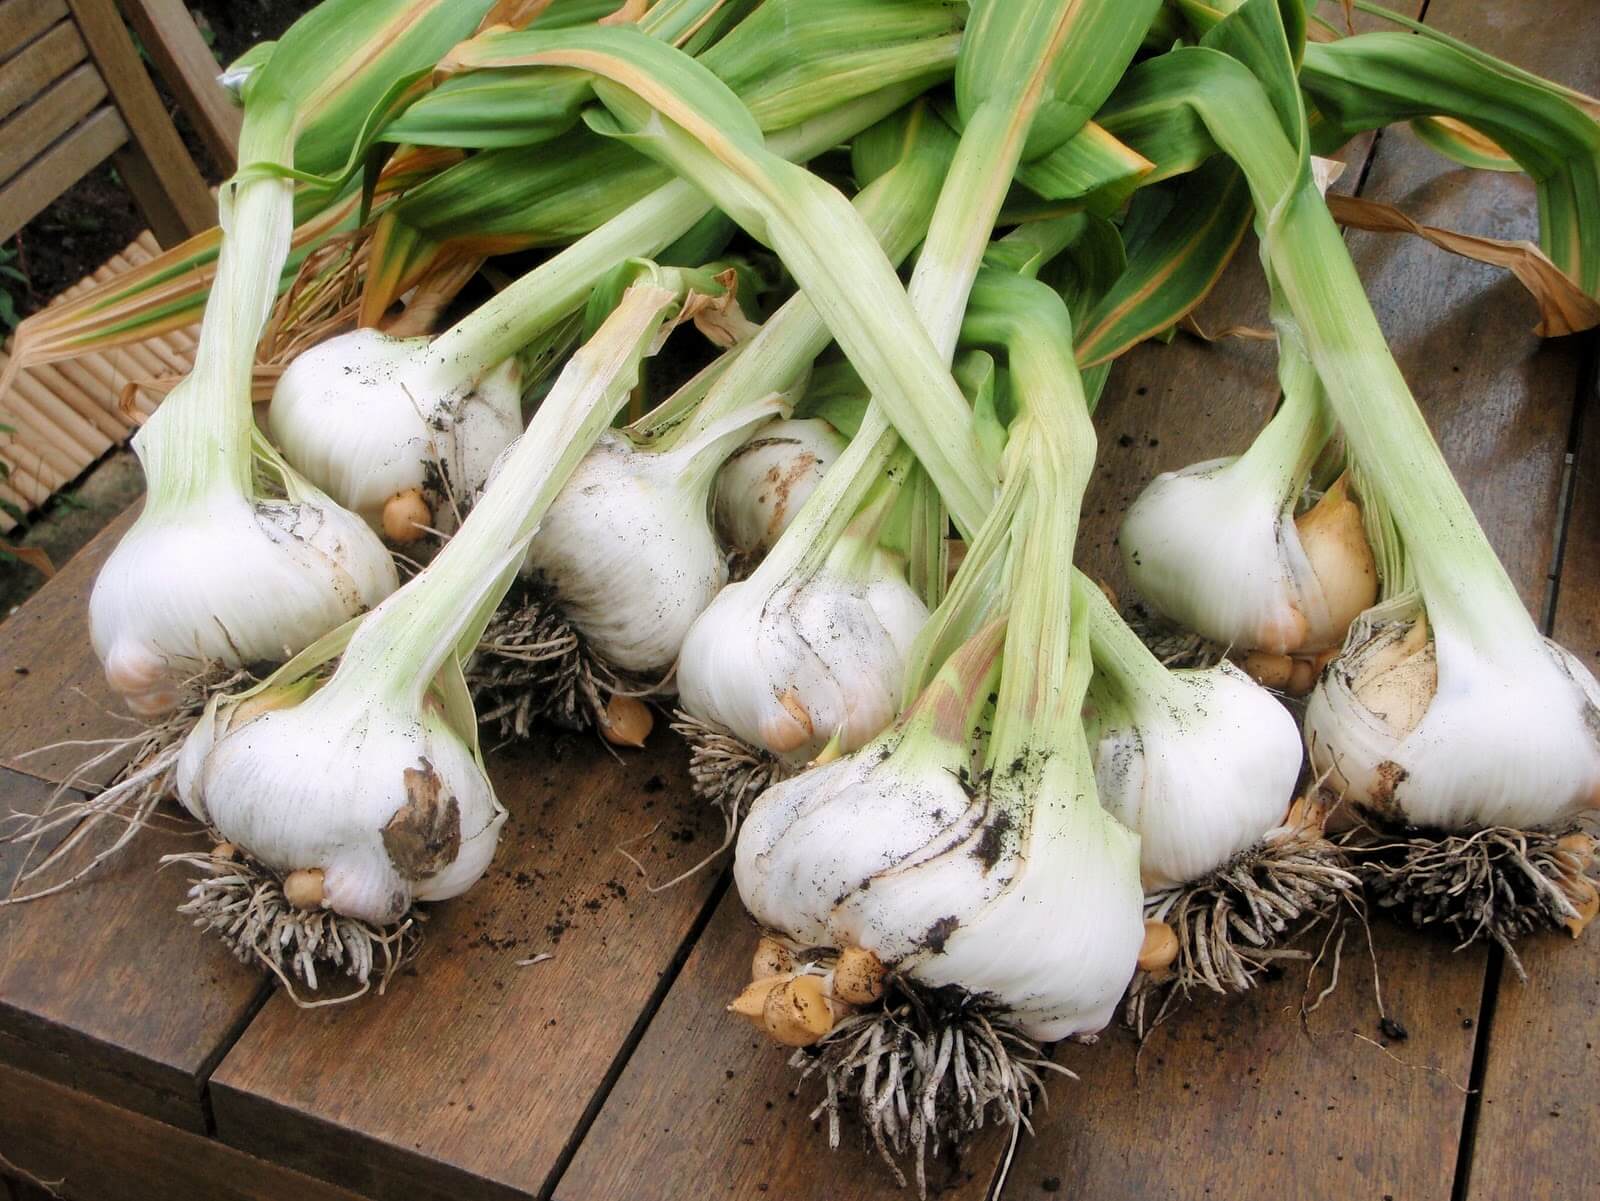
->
xmin=597 ymin=694 xmax=653 ymax=748
xmin=382 ymin=488 xmax=432 ymax=544
xmin=762 ymin=974 xmax=837 ymax=1046
xmin=1137 ymin=918 xmax=1180 ymax=973
xmin=832 ymin=946 xmax=887 ymax=1005
xmin=1241 ymin=651 xmax=1294 ymax=690
xmin=752 ymin=937 xmax=796 ymax=980
xmin=282 ymin=867 xmax=326 ymax=911
xmin=728 ymin=976 xmax=783 ymax=1021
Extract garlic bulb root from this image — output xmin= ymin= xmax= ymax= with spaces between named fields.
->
xmin=668 ymin=708 xmax=799 ymax=825
xmin=165 ymin=842 xmax=420 ymax=999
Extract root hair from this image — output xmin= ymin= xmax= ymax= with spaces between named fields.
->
xmin=793 ymin=976 xmax=1065 ymax=1197
xmin=1 ymin=667 xmax=249 ymax=903
xmin=1343 ymin=819 xmax=1598 ymax=979
xmin=164 ymin=847 xmax=419 ymax=1006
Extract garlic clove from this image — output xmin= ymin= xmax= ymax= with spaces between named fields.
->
xmin=752 ymin=937 xmax=796 ymax=980
xmin=1136 ymin=919 xmax=1180 ymax=973
xmin=1241 ymin=651 xmax=1294 ymax=690
xmin=761 ymin=974 xmax=836 ymax=1046
xmin=832 ymin=945 xmax=887 ymax=1004
xmin=282 ymin=868 xmax=326 ymax=910
xmin=728 ymin=975 xmax=784 ymax=1020
xmin=1293 ymin=475 xmax=1378 ymax=647
xmin=382 ymin=488 xmax=433 ymax=544
xmin=597 ymin=694 xmax=653 ymax=748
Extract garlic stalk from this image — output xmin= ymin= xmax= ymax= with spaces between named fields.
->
xmin=174 ymin=278 xmax=683 ymax=991
xmin=713 ymin=417 xmax=846 ymax=568
xmin=1119 ymin=338 xmax=1377 ymax=669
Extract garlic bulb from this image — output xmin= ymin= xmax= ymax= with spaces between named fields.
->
xmin=524 ymin=403 xmax=777 ymax=678
xmin=737 ymin=727 xmax=1144 ymax=1041
xmin=1305 ymin=605 xmax=1600 ymax=831
xmin=90 ymin=474 xmax=397 ymax=717
xmin=179 ymin=682 xmax=503 ymax=924
xmin=677 ymin=542 xmax=927 ymax=761
xmin=713 ymin=418 xmax=846 ymax=561
xmin=1088 ymin=660 xmax=1302 ymax=890
xmin=1121 ymin=462 xmax=1375 ymax=655
xmin=268 ymin=328 xmax=522 ymax=540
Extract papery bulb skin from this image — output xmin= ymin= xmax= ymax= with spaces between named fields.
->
xmin=90 ymin=491 xmax=397 ymax=716
xmin=738 ymin=746 xmax=1144 ymax=1041
xmin=267 ymin=329 xmax=522 ymax=534
xmin=1306 ymin=614 xmax=1600 ymax=832
xmin=524 ymin=431 xmax=728 ymax=677
xmin=178 ymin=688 xmax=504 ymax=924
xmin=677 ymin=549 xmax=928 ymax=762
xmin=1090 ymin=662 xmax=1303 ymax=891
xmin=1121 ymin=459 xmax=1375 ymax=655
xmin=713 ymin=419 xmax=846 ymax=561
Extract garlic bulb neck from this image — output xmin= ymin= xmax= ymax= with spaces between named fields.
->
xmin=267 ymin=328 xmax=522 ymax=537
xmin=1088 ymin=662 xmax=1303 ymax=891
xmin=90 ymin=483 xmax=397 ymax=716
xmin=1305 ymin=606 xmax=1600 ymax=831
xmin=178 ymin=684 xmax=504 ymax=925
xmin=677 ymin=539 xmax=928 ymax=763
xmin=713 ymin=418 xmax=846 ymax=562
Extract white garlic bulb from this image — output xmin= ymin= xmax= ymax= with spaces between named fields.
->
xmin=677 ymin=545 xmax=928 ymax=761
xmin=737 ymin=738 xmax=1144 ymax=1041
xmin=1089 ymin=662 xmax=1303 ymax=890
xmin=1121 ymin=463 xmax=1375 ymax=655
xmin=1305 ymin=606 xmax=1600 ymax=831
xmin=267 ymin=328 xmax=522 ymax=539
xmin=179 ymin=683 xmax=503 ymax=924
xmin=522 ymin=430 xmax=732 ymax=677
xmin=713 ymin=418 xmax=846 ymax=561
xmin=90 ymin=483 xmax=397 ymax=717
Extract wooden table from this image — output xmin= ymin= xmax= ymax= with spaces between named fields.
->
xmin=3 ymin=3 xmax=1597 ymax=1198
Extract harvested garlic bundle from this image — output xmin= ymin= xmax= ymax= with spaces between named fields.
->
xmin=1120 ymin=347 xmax=1376 ymax=660
xmin=713 ymin=417 xmax=846 ymax=564
xmin=173 ymin=277 xmax=685 ymax=991
xmin=267 ymin=329 xmax=524 ymax=542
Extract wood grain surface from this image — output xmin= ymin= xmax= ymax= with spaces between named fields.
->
xmin=0 ymin=504 xmax=138 ymax=786
xmin=208 ymin=730 xmax=730 ymax=1201
xmin=0 ymin=1061 xmax=365 ymax=1201
xmin=0 ymin=767 xmax=265 ymax=1131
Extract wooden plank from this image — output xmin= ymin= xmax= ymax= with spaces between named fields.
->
xmin=0 ymin=766 xmax=267 ymax=1130
xmin=64 ymin=0 xmax=211 ymax=236
xmin=0 ymin=64 xmax=107 ymax=184
xmin=557 ymin=890 xmax=1006 ymax=1201
xmin=0 ymin=1062 xmax=364 ymax=1201
xmin=0 ymin=21 xmax=86 ymax=126
xmin=1460 ymin=5 xmax=1600 ymax=1180
xmin=0 ymin=504 xmax=139 ymax=785
xmin=111 ymin=141 xmax=192 ymax=249
xmin=210 ymin=733 xmax=729 ymax=1201
xmin=0 ymin=105 xmax=126 ymax=244
xmin=117 ymin=0 xmax=240 ymax=169
xmin=0 ymin=0 xmax=67 ymax=63
xmin=1463 ymin=417 xmax=1600 ymax=1196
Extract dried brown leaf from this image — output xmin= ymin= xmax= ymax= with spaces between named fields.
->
xmin=0 ymin=539 xmax=54 ymax=578
xmin=1328 ymin=193 xmax=1600 ymax=337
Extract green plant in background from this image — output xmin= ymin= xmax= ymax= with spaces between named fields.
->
xmin=0 ymin=245 xmax=29 ymax=333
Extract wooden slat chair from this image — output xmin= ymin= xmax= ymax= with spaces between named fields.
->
xmin=1 ymin=0 xmax=229 ymax=532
